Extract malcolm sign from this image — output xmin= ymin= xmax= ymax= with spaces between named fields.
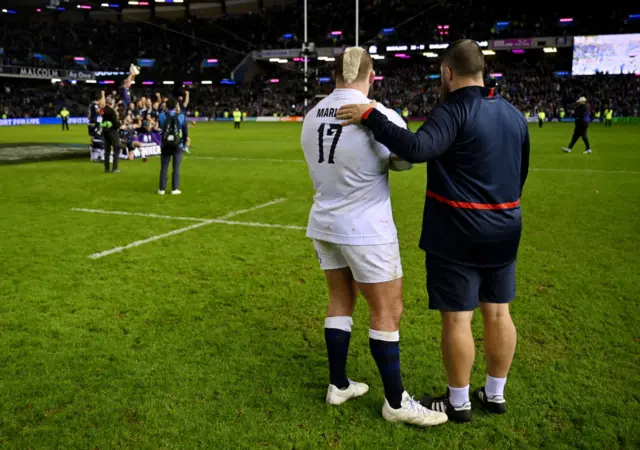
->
xmin=0 ymin=65 xmax=95 ymax=80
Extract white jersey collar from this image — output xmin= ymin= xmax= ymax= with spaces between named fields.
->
xmin=332 ymin=88 xmax=370 ymax=102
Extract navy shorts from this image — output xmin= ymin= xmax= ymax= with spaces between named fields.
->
xmin=426 ymin=254 xmax=516 ymax=311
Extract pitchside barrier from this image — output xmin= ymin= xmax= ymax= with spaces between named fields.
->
xmin=2 ymin=116 xmax=636 ymax=127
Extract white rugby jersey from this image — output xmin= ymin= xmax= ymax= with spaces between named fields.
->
xmin=301 ymin=88 xmax=407 ymax=245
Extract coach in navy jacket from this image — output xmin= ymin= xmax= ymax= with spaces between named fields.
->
xmin=337 ymin=40 xmax=530 ymax=423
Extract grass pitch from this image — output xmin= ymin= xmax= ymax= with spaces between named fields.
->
xmin=0 ymin=122 xmax=638 ymax=449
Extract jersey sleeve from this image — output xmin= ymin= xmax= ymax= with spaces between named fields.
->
xmin=371 ymin=105 xmax=408 ymax=160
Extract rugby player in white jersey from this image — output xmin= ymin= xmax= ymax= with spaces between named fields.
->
xmin=301 ymin=47 xmax=448 ymax=427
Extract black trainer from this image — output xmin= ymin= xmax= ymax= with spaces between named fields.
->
xmin=474 ymin=387 xmax=506 ymax=414
xmin=420 ymin=390 xmax=472 ymax=423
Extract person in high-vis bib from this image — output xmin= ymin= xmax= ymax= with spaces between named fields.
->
xmin=233 ymin=108 xmax=242 ymax=129
xmin=537 ymin=110 xmax=545 ymax=128
xmin=559 ymin=108 xmax=565 ymax=120
xmin=401 ymin=107 xmax=409 ymax=124
xmin=604 ymin=108 xmax=613 ymax=127
xmin=60 ymin=107 xmax=70 ymax=131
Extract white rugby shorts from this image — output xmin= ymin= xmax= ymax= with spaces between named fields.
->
xmin=313 ymin=240 xmax=403 ymax=284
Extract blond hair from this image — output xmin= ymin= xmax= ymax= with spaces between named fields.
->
xmin=336 ymin=47 xmax=373 ymax=85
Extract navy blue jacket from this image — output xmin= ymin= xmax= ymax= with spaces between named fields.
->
xmin=362 ymin=86 xmax=530 ymax=267
xmin=574 ymin=104 xmax=590 ymax=127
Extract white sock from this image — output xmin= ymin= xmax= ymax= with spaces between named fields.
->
xmin=448 ymin=385 xmax=470 ymax=408
xmin=324 ymin=316 xmax=353 ymax=332
xmin=486 ymin=375 xmax=507 ymax=398
xmin=368 ymin=329 xmax=399 ymax=341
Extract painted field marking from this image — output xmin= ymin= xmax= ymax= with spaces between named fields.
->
xmin=74 ymin=198 xmax=303 ymax=259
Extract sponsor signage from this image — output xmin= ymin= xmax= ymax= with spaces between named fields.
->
xmin=386 ymin=45 xmax=408 ymax=51
xmin=0 ymin=117 xmax=89 ymax=126
xmin=257 ymin=49 xmax=300 ymax=58
xmin=0 ymin=66 xmax=95 ymax=80
xmin=492 ymin=38 xmax=533 ymax=48
xmin=94 ymin=71 xmax=128 ymax=76
xmin=67 ymin=70 xmax=94 ymax=80
xmin=490 ymin=37 xmax=572 ymax=49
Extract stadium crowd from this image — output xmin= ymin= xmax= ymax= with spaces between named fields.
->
xmin=3 ymin=64 xmax=639 ymax=120
xmin=1 ymin=2 xmax=638 ymax=72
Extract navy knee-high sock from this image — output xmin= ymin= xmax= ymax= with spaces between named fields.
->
xmin=324 ymin=316 xmax=353 ymax=389
xmin=369 ymin=329 xmax=404 ymax=408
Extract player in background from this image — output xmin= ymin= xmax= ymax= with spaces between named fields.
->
xmin=301 ymin=47 xmax=448 ymax=428
xmin=102 ymin=96 xmax=122 ymax=173
xmin=121 ymin=115 xmax=137 ymax=160
xmin=150 ymin=93 xmax=162 ymax=121
xmin=233 ymin=107 xmax=242 ymax=129
xmin=125 ymin=103 xmax=136 ymax=122
xmin=178 ymin=89 xmax=191 ymax=153
xmin=88 ymin=90 xmax=106 ymax=162
xmin=176 ymin=102 xmax=191 ymax=154
xmin=138 ymin=96 xmax=149 ymax=120
xmin=562 ymin=97 xmax=592 ymax=154
xmin=121 ymin=63 xmax=140 ymax=111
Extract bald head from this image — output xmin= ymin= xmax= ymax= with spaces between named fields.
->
xmin=442 ymin=39 xmax=485 ymax=77
xmin=440 ymin=39 xmax=485 ymax=100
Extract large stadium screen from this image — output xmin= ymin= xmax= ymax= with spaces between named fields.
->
xmin=572 ymin=34 xmax=640 ymax=75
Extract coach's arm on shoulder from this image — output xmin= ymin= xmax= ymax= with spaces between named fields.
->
xmin=337 ymin=102 xmax=461 ymax=163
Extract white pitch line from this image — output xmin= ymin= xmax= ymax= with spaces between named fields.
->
xmin=210 ymin=219 xmax=305 ymax=230
xmin=217 ymin=197 xmax=287 ymax=220
xmin=88 ymin=220 xmax=214 ymax=259
xmin=188 ymin=156 xmax=305 ymax=163
xmin=72 ymin=208 xmax=207 ymax=222
xmin=188 ymin=156 xmax=640 ymax=175
xmin=76 ymin=198 xmax=294 ymax=259
xmin=529 ymin=168 xmax=640 ymax=175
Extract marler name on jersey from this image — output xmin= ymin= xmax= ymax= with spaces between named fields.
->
xmin=316 ymin=108 xmax=337 ymax=118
